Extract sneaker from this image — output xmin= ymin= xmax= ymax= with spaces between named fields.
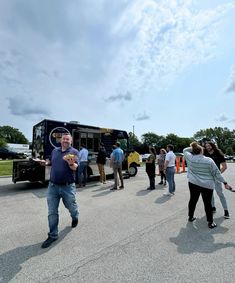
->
xmin=212 ymin=207 xmax=216 ymax=213
xmin=119 ymin=186 xmax=124 ymax=189
xmin=208 ymin=222 xmax=217 ymax=229
xmin=188 ymin=217 xmax=196 ymax=222
xmin=163 ymin=192 xmax=173 ymax=196
xmin=110 ymin=187 xmax=117 ymax=191
xmin=41 ymin=237 xmax=57 ymax=249
xmin=158 ymin=181 xmax=163 ymax=185
xmin=163 ymin=182 xmax=167 ymax=186
xmin=224 ymin=210 xmax=230 ymax=219
xmin=72 ymin=218 xmax=78 ymax=228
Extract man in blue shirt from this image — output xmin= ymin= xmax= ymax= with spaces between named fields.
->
xmin=77 ymin=144 xmax=89 ymax=187
xmin=40 ymin=133 xmax=79 ymax=248
xmin=111 ymin=142 xmax=124 ymax=190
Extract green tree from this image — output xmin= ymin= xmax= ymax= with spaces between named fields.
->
xmin=141 ymin=132 xmax=165 ymax=147
xmin=193 ymin=127 xmax=235 ymax=153
xmin=0 ymin=126 xmax=28 ymax=144
xmin=128 ymin=132 xmax=141 ymax=150
xmin=0 ymin=138 xmax=7 ymax=148
xmin=225 ymin=146 xmax=234 ymax=156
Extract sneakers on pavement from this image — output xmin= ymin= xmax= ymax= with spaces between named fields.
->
xmin=188 ymin=217 xmax=196 ymax=222
xmin=158 ymin=181 xmax=163 ymax=185
xmin=41 ymin=237 xmax=57 ymax=249
xmin=119 ymin=186 xmax=124 ymax=190
xmin=72 ymin=218 xmax=78 ymax=228
xmin=212 ymin=207 xmax=216 ymax=213
xmin=163 ymin=192 xmax=173 ymax=196
xmin=208 ymin=222 xmax=217 ymax=229
xmin=224 ymin=210 xmax=230 ymax=219
xmin=110 ymin=187 xmax=117 ymax=191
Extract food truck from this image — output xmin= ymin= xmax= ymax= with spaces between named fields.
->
xmin=12 ymin=119 xmax=140 ymax=183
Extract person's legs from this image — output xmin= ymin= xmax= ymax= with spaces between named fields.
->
xmin=82 ymin=162 xmax=88 ymax=186
xmin=214 ymin=181 xmax=228 ymax=210
xmin=118 ymin=166 xmax=124 ymax=187
xmin=188 ymin=182 xmax=201 ymax=219
xmin=97 ymin=163 xmax=102 ymax=182
xmin=47 ymin=182 xmax=61 ymax=239
xmin=61 ymin=183 xmax=79 ymax=221
xmin=159 ymin=171 xmax=164 ymax=184
xmin=150 ymin=176 xmax=155 ymax=189
xmin=113 ymin=163 xmax=118 ymax=188
xmin=77 ymin=163 xmax=84 ymax=186
xmin=166 ymin=167 xmax=175 ymax=193
xmin=101 ymin=164 xmax=106 ymax=183
xmin=201 ymin=188 xmax=214 ymax=223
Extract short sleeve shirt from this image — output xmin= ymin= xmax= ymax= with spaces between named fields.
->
xmin=204 ymin=151 xmax=225 ymax=169
xmin=50 ymin=147 xmax=79 ymax=184
xmin=165 ymin=151 xmax=176 ymax=167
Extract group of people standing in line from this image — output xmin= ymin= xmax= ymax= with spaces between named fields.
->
xmin=38 ymin=133 xmax=233 ymax=248
xmin=145 ymin=141 xmax=232 ymax=229
xmin=145 ymin=144 xmax=176 ymax=196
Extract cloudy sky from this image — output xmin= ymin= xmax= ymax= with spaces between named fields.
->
xmin=0 ymin=0 xmax=235 ymax=141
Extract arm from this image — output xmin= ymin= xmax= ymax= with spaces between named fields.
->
xmin=220 ymin=162 xmax=227 ymax=174
xmin=210 ymin=162 xmax=232 ymax=190
xmin=164 ymin=160 xmax=169 ymax=170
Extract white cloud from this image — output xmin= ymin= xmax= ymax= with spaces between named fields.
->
xmin=135 ymin=112 xmax=150 ymax=121
xmin=225 ymin=66 xmax=235 ymax=93
xmin=0 ymin=0 xmax=234 ymax=139
xmin=215 ymin=114 xmax=229 ymax=122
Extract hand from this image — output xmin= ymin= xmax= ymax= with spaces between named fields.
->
xmin=63 ymin=154 xmax=76 ymax=166
xmin=224 ymin=183 xmax=232 ymax=190
xmin=33 ymin=159 xmax=47 ymax=166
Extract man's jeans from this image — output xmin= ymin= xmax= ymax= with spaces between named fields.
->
xmin=211 ymin=180 xmax=228 ymax=210
xmin=166 ymin=166 xmax=176 ymax=193
xmin=77 ymin=161 xmax=88 ymax=186
xmin=47 ymin=182 xmax=79 ymax=239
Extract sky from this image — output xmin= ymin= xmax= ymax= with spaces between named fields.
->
xmin=0 ymin=0 xmax=235 ymax=142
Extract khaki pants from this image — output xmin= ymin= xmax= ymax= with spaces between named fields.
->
xmin=97 ymin=163 xmax=106 ymax=183
xmin=113 ymin=162 xmax=124 ymax=188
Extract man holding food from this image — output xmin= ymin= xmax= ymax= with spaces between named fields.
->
xmin=40 ymin=133 xmax=79 ymax=248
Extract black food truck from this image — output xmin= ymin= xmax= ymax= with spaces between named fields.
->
xmin=12 ymin=119 xmax=140 ymax=183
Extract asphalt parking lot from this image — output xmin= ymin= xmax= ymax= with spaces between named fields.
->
xmin=0 ymin=165 xmax=235 ymax=283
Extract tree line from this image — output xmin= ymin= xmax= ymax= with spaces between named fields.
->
xmin=1 ymin=125 xmax=235 ymax=155
xmin=129 ymin=127 xmax=235 ymax=155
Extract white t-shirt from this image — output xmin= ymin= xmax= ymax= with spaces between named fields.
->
xmin=165 ymin=151 xmax=176 ymax=167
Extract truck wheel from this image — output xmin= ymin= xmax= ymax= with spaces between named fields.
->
xmin=128 ymin=166 xmax=137 ymax=177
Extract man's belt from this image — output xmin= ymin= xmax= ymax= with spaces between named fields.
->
xmin=51 ymin=181 xmax=74 ymax=186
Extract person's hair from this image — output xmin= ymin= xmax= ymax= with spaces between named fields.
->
xmin=160 ymin=148 xmax=166 ymax=154
xmin=116 ymin=141 xmax=120 ymax=147
xmin=205 ymin=141 xmax=224 ymax=156
xmin=190 ymin=142 xmax=203 ymax=155
xmin=167 ymin=144 xmax=174 ymax=151
xmin=149 ymin=146 xmax=156 ymax=156
xmin=62 ymin=133 xmax=71 ymax=137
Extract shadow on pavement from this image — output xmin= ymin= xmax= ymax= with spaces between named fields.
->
xmin=92 ymin=189 xmax=113 ymax=197
xmin=155 ymin=195 xmax=173 ymax=203
xmin=0 ymin=226 xmax=72 ymax=283
xmin=169 ymin=217 xmax=235 ymax=254
xmin=0 ymin=182 xmax=47 ymax=198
